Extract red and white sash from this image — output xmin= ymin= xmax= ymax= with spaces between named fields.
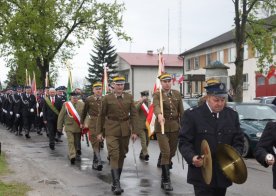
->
xmin=65 ymin=101 xmax=80 ymax=127
xmin=141 ymin=103 xmax=149 ymax=117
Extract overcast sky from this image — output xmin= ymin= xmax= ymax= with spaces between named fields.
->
xmin=0 ymin=0 xmax=235 ymax=87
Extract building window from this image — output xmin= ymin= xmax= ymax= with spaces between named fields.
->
xmin=124 ymin=74 xmax=129 ymax=82
xmin=243 ymin=74 xmax=249 ymax=90
xmin=269 ymin=76 xmax=276 ymax=85
xmin=244 ymin=44 xmax=248 ymax=59
xmin=257 ymin=76 xmax=265 ymax=86
xmin=186 ymin=59 xmax=191 ymax=71
xmin=194 ymin=57 xmax=199 ymax=69
xmin=206 ymin=53 xmax=211 ymax=66
xmin=217 ymin=50 xmax=224 ymax=63
xmin=228 ymin=47 xmax=236 ymax=63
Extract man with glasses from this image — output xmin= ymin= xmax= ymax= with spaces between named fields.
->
xmin=96 ymin=76 xmax=139 ymax=195
xmin=82 ymin=82 xmax=103 ymax=171
xmin=153 ymin=73 xmax=184 ymax=191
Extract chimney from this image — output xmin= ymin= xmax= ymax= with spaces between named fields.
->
xmin=147 ymin=50 xmax=153 ymax=55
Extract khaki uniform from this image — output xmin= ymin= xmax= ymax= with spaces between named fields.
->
xmin=135 ymin=99 xmax=150 ymax=156
xmin=57 ymin=101 xmax=84 ymax=159
xmin=153 ymin=89 xmax=184 ymax=165
xmin=82 ymin=95 xmax=101 ymax=151
xmin=96 ymin=92 xmax=139 ymax=169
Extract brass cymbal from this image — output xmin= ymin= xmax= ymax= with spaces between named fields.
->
xmin=201 ymin=139 xmax=212 ymax=185
xmin=217 ymin=144 xmax=247 ymax=184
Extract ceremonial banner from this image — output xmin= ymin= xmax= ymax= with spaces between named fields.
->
xmin=102 ymin=64 xmax=109 ymax=96
xmin=145 ymin=51 xmax=165 ymax=136
xmin=66 ymin=69 xmax=73 ymax=101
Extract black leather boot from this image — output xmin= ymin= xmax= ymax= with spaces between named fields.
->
xmin=161 ymin=165 xmax=173 ymax=191
xmin=118 ymin=168 xmax=124 ymax=192
xmin=96 ymin=152 xmax=103 ymax=171
xmin=111 ymin=169 xmax=123 ymax=195
xmin=157 ymin=153 xmax=161 ymax=168
xmin=92 ymin=152 xmax=99 ymax=170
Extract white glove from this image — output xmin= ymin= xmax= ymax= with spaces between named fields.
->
xmin=16 ymin=114 xmax=20 ymax=118
xmin=10 ymin=111 xmax=13 ymax=115
xmin=36 ymin=103 xmax=39 ymax=108
xmin=30 ymin=108 xmax=34 ymax=113
xmin=3 ymin=109 xmax=7 ymax=113
xmin=40 ymin=112 xmax=43 ymax=117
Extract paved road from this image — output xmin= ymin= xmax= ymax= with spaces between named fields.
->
xmin=0 ymin=125 xmax=275 ymax=196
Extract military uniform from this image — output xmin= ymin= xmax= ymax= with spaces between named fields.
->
xmin=152 ymin=73 xmax=184 ymax=191
xmin=57 ymin=96 xmax=84 ymax=163
xmin=13 ymin=89 xmax=24 ymax=135
xmin=21 ymin=90 xmax=36 ymax=138
xmin=255 ymin=121 xmax=276 ymax=189
xmin=96 ymin=76 xmax=139 ymax=195
xmin=135 ymin=92 xmax=150 ymax=161
xmin=82 ymin=94 xmax=102 ymax=170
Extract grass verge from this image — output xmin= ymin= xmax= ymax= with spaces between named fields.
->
xmin=0 ymin=153 xmax=31 ymax=196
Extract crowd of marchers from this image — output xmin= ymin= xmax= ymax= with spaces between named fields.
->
xmin=0 ymin=73 xmax=275 ymax=196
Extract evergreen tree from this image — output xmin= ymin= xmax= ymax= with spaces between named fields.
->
xmin=86 ymin=23 xmax=118 ymax=88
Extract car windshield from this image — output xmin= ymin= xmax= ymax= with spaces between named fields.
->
xmin=182 ymin=100 xmax=191 ymax=109
xmin=236 ymin=105 xmax=276 ymax=120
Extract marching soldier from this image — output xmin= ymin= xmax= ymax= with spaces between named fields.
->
xmin=135 ymin=90 xmax=150 ymax=161
xmin=96 ymin=76 xmax=139 ymax=195
xmin=82 ymin=82 xmax=103 ymax=171
xmin=153 ymin=73 xmax=184 ymax=191
xmin=43 ymin=88 xmax=63 ymax=150
xmin=21 ymin=86 xmax=37 ymax=139
xmin=57 ymin=92 xmax=85 ymax=164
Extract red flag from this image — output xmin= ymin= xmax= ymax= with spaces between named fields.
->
xmin=178 ymin=74 xmax=184 ymax=84
xmin=145 ymin=51 xmax=165 ymax=137
xmin=172 ymin=74 xmax=176 ymax=85
xmin=266 ymin=65 xmax=276 ymax=79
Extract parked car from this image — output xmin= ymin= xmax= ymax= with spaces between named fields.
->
xmin=183 ymin=98 xmax=199 ymax=108
xmin=183 ymin=100 xmax=191 ymax=110
xmin=254 ymin=96 xmax=276 ymax=104
xmin=227 ymin=102 xmax=276 ymax=157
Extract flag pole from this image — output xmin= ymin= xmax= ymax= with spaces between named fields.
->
xmin=157 ymin=48 xmax=165 ymax=134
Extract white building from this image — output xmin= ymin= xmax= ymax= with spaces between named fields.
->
xmin=116 ymin=51 xmax=183 ymax=100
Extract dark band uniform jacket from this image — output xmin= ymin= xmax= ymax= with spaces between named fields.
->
xmin=178 ymin=102 xmax=244 ymax=188
xmin=255 ymin=121 xmax=276 ymax=189
xmin=96 ymin=92 xmax=139 ymax=137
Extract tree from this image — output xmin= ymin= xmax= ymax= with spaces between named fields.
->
xmin=0 ymin=0 xmax=130 ymax=87
xmin=232 ymin=0 xmax=276 ymax=102
xmin=86 ymin=23 xmax=118 ymax=87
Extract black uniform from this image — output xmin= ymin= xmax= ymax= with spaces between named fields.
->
xmin=21 ymin=93 xmax=36 ymax=138
xmin=255 ymin=121 xmax=276 ymax=189
xmin=43 ymin=95 xmax=63 ymax=149
xmin=13 ymin=92 xmax=23 ymax=135
xmin=178 ymin=103 xmax=244 ymax=195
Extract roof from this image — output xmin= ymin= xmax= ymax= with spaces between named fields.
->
xmin=180 ymin=29 xmax=235 ymax=56
xmin=180 ymin=15 xmax=276 ymax=56
xmin=117 ymin=52 xmax=183 ymax=67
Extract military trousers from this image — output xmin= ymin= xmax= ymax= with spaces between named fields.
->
xmin=139 ymin=128 xmax=149 ymax=156
xmin=65 ymin=131 xmax=81 ymax=159
xmin=156 ymin=131 xmax=179 ymax=165
xmin=106 ymin=135 xmax=130 ymax=169
xmin=89 ymin=129 xmax=100 ymax=153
